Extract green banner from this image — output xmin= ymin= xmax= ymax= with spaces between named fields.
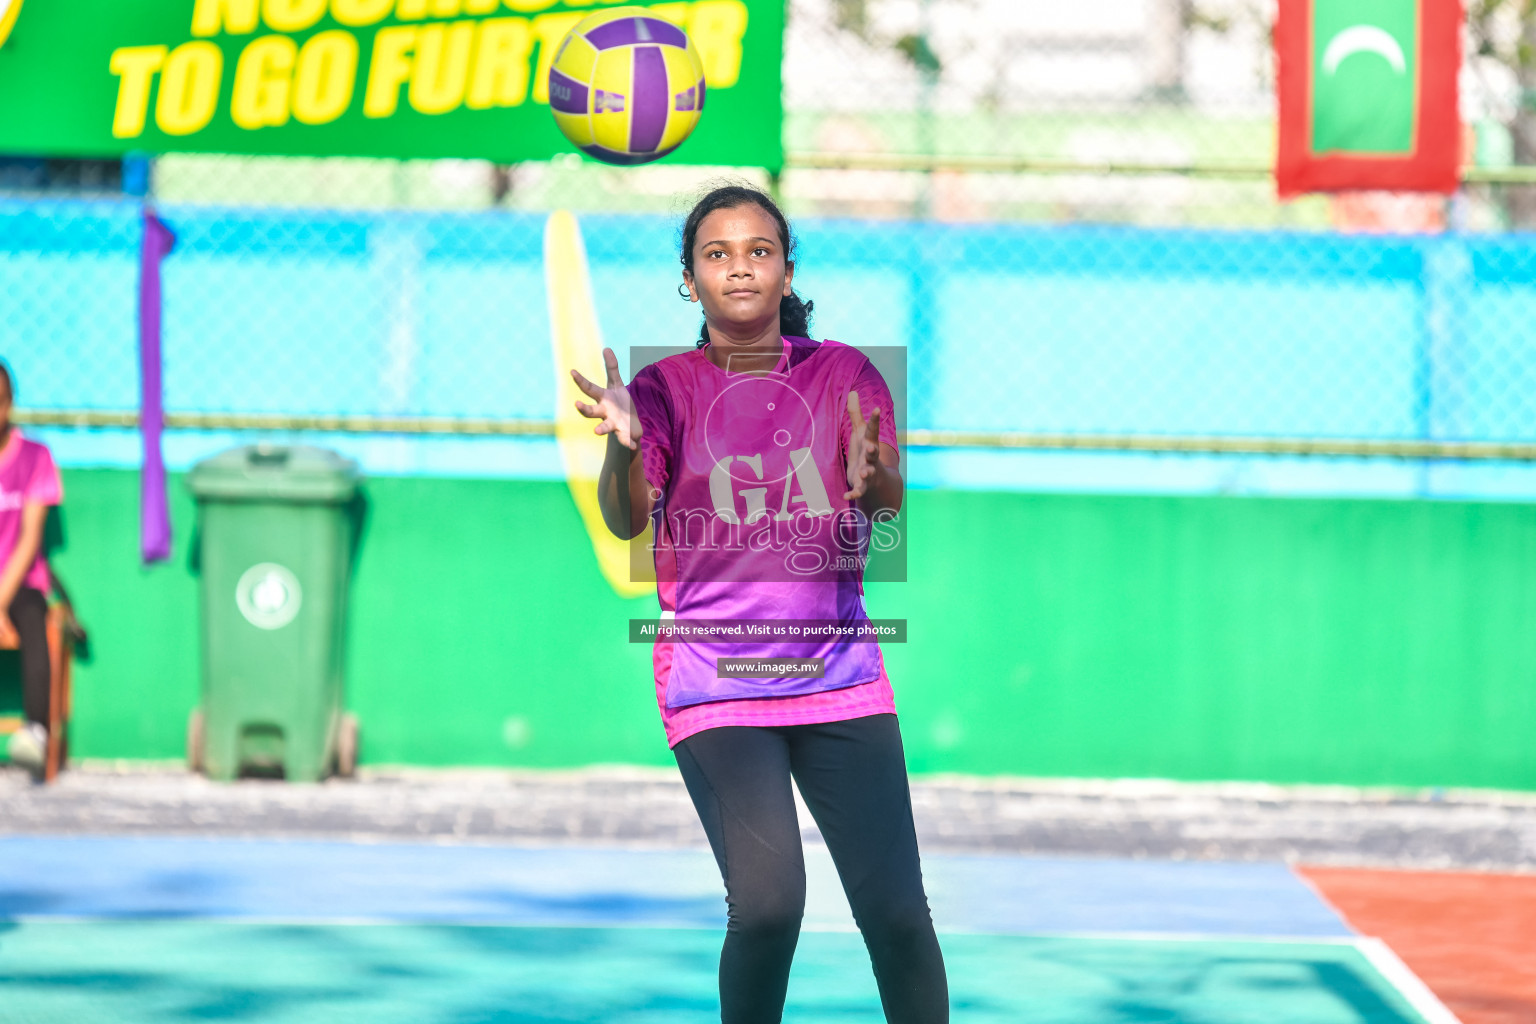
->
xmin=0 ymin=0 xmax=782 ymax=168
xmin=1310 ymin=0 xmax=1418 ymax=156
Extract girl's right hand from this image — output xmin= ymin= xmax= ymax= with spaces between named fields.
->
xmin=571 ymin=347 xmax=643 ymax=450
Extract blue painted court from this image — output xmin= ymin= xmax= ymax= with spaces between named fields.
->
xmin=0 ymin=836 xmax=1446 ymax=1022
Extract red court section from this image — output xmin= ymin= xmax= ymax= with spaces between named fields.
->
xmin=1301 ymin=866 xmax=1536 ymax=1024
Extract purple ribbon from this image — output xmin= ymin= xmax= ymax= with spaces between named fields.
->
xmin=138 ymin=206 xmax=176 ymax=564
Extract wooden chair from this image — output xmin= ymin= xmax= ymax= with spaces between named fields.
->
xmin=0 ymin=604 xmax=75 ymax=782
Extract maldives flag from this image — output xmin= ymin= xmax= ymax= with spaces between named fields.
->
xmin=1276 ymin=0 xmax=1462 ymax=197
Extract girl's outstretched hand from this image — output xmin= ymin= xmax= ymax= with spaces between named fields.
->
xmin=571 ymin=347 xmax=643 ymax=450
xmin=844 ymin=390 xmax=883 ymax=501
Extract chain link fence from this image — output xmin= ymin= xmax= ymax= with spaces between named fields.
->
xmin=5 ymin=0 xmax=1536 ymax=482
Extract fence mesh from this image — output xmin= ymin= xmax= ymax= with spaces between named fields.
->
xmin=5 ymin=0 xmax=1536 ymax=465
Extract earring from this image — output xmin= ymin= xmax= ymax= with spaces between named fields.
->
xmin=677 ymin=282 xmax=692 ymax=300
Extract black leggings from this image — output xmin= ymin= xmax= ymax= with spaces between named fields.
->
xmin=673 ymin=714 xmax=948 ymax=1024
xmin=8 ymin=587 xmax=50 ymax=727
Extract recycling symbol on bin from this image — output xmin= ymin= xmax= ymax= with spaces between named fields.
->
xmin=236 ymin=563 xmax=303 ymax=631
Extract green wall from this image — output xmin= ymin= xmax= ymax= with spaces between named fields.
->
xmin=12 ymin=469 xmax=1534 ymax=789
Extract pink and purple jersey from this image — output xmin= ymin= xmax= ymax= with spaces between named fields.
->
xmin=0 ymin=430 xmax=63 ymax=596
xmin=628 ymin=337 xmax=901 ymax=743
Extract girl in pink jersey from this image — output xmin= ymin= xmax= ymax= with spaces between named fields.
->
xmin=571 ymin=186 xmax=948 ymax=1024
xmin=0 ymin=360 xmax=64 ymax=779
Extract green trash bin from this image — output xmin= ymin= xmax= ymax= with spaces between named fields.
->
xmin=186 ymin=444 xmax=362 ymax=782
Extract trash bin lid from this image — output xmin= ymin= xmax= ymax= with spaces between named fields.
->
xmin=186 ymin=444 xmax=361 ymax=503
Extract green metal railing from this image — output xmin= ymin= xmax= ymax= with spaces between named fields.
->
xmin=18 ymin=409 xmax=1536 ymax=461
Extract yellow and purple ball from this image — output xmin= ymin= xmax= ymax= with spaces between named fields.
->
xmin=548 ymin=7 xmax=707 ymax=166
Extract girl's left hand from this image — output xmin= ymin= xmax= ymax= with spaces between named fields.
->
xmin=844 ymin=391 xmax=882 ymax=501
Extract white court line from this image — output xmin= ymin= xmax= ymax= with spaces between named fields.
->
xmin=1354 ymin=937 xmax=1463 ymax=1024
xmin=1288 ymin=867 xmax=1461 ymax=1024
xmin=0 ymin=915 xmax=1373 ymax=943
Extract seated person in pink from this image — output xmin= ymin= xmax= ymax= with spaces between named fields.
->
xmin=0 ymin=360 xmax=64 ymax=778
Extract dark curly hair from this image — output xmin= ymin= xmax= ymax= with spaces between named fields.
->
xmin=680 ymin=184 xmax=814 ymax=349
